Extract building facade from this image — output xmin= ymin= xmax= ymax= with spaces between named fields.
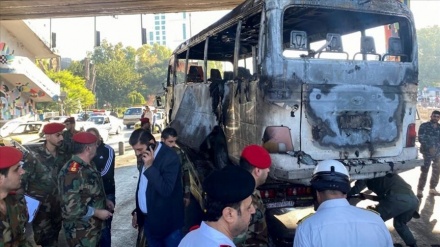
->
xmin=0 ymin=20 xmax=60 ymax=120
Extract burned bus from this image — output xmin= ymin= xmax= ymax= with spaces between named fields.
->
xmin=165 ymin=0 xmax=421 ymax=243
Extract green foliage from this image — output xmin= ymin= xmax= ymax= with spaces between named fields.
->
xmin=46 ymin=70 xmax=95 ymax=114
xmin=91 ymin=40 xmax=141 ymax=108
xmin=207 ymin=61 xmax=224 ymax=77
xmin=136 ymin=43 xmax=172 ymax=96
xmin=86 ymin=40 xmax=172 ymax=108
xmin=127 ymin=91 xmax=145 ymax=106
xmin=417 ymin=25 xmax=440 ymax=88
xmin=68 ymin=60 xmax=86 ymax=78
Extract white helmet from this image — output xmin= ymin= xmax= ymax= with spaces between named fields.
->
xmin=310 ymin=160 xmax=350 ymax=193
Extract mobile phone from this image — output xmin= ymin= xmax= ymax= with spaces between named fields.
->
xmin=147 ymin=143 xmax=156 ymax=150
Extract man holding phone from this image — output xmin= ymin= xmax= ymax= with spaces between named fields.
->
xmin=129 ymin=129 xmax=184 ymax=247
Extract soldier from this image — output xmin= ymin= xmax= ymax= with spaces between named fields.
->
xmin=0 ymin=146 xmax=30 ymax=247
xmin=140 ymin=118 xmax=151 ymax=132
xmin=179 ymin=165 xmax=256 ymax=247
xmin=58 ymin=132 xmax=112 ymax=247
xmin=293 ymin=160 xmax=393 ymax=247
xmin=87 ymin=127 xmax=116 ymax=247
xmin=62 ymin=117 xmax=79 ymax=155
xmin=417 ymin=110 xmax=440 ymax=197
xmin=235 ymin=145 xmax=271 ymax=247
xmin=160 ymin=127 xmax=192 ymax=207
xmin=21 ymin=122 xmax=69 ymax=247
xmin=348 ymin=173 xmax=419 ymax=247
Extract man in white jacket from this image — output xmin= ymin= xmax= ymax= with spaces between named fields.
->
xmin=293 ymin=160 xmax=393 ymax=247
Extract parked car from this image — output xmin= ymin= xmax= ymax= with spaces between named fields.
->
xmin=43 ymin=116 xmax=70 ymax=123
xmin=1 ymin=121 xmax=46 ymax=144
xmin=0 ymin=120 xmax=26 ymax=137
xmin=78 ymin=115 xmax=121 ymax=135
xmin=134 ymin=111 xmax=166 ymax=133
xmin=123 ymin=107 xmax=144 ymax=129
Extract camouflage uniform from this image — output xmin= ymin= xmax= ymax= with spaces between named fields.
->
xmin=173 ymin=146 xmax=191 ymax=201
xmin=417 ymin=121 xmax=440 ymax=193
xmin=235 ymin=190 xmax=268 ymax=247
xmin=349 ymin=174 xmax=418 ymax=246
xmin=62 ymin=130 xmax=78 ymax=155
xmin=0 ymin=192 xmax=32 ymax=247
xmin=58 ymin=155 xmax=107 ymax=247
xmin=21 ymin=145 xmax=70 ymax=246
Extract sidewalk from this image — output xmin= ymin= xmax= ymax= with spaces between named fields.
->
xmin=115 ymin=149 xmax=137 ymax=168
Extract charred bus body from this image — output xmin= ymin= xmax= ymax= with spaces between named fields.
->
xmin=166 ymin=0 xmax=421 ymax=243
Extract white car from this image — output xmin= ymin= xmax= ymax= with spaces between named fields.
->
xmin=80 ymin=116 xmax=123 ymax=135
xmin=134 ymin=111 xmax=166 ymax=133
xmin=123 ymin=107 xmax=144 ymax=129
xmin=1 ymin=121 xmax=46 ymax=144
xmin=108 ymin=116 xmax=124 ymax=135
xmin=45 ymin=116 xmax=70 ymax=123
xmin=0 ymin=120 xmax=26 ymax=137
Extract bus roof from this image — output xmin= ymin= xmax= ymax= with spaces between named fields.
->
xmin=172 ymin=0 xmax=413 ymax=60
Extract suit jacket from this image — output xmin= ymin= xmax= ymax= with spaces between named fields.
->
xmin=135 ymin=142 xmax=184 ymax=238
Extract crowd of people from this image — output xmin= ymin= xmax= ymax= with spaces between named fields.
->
xmin=1 ymin=110 xmax=439 ymax=247
xmin=1 ymin=117 xmax=117 ymax=247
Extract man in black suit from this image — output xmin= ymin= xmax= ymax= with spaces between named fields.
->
xmin=129 ymin=129 xmax=184 ymax=247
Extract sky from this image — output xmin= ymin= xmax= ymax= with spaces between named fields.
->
xmin=26 ymin=0 xmax=440 ymax=61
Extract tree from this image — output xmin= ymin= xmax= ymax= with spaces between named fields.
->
xmin=127 ymin=91 xmax=145 ymax=106
xmin=91 ymin=40 xmax=140 ymax=108
xmin=47 ymin=70 xmax=95 ymax=114
xmin=417 ymin=25 xmax=440 ymax=88
xmin=68 ymin=60 xmax=86 ymax=78
xmin=136 ymin=43 xmax=172 ymax=97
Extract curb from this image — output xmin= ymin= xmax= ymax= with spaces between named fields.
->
xmin=115 ymin=149 xmax=137 ymax=168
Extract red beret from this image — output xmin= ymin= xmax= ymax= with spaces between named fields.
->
xmin=73 ymin=132 xmax=97 ymax=144
xmin=64 ymin=117 xmax=75 ymax=124
xmin=43 ymin=123 xmax=65 ymax=134
xmin=0 ymin=146 xmax=23 ymax=169
xmin=241 ymin=145 xmax=271 ymax=169
xmin=140 ymin=118 xmax=150 ymax=124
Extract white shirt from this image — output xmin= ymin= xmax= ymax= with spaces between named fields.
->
xmin=293 ymin=198 xmax=393 ymax=247
xmin=179 ymin=222 xmax=236 ymax=247
xmin=143 ymin=111 xmax=153 ymax=122
xmin=137 ymin=142 xmax=162 ymax=214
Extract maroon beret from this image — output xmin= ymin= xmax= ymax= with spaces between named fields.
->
xmin=241 ymin=145 xmax=271 ymax=169
xmin=43 ymin=123 xmax=65 ymax=134
xmin=64 ymin=117 xmax=75 ymax=124
xmin=140 ymin=118 xmax=150 ymax=124
xmin=0 ymin=146 xmax=23 ymax=169
xmin=73 ymin=132 xmax=97 ymax=144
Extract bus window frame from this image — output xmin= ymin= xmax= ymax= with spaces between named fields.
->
xmin=257 ymin=4 xmax=266 ymax=68
xmin=280 ymin=6 xmax=414 ymax=62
